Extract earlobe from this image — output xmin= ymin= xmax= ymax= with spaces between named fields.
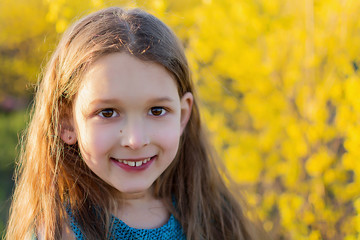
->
xmin=180 ymin=92 xmax=193 ymax=133
xmin=60 ymin=119 xmax=77 ymax=145
xmin=61 ymin=130 xmax=77 ymax=145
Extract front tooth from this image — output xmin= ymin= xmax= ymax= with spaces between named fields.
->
xmin=136 ymin=161 xmax=143 ymax=167
xmin=128 ymin=161 xmax=135 ymax=167
xmin=123 ymin=160 xmax=128 ymax=164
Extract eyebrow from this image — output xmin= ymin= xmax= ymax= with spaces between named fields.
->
xmin=89 ymin=97 xmax=175 ymax=106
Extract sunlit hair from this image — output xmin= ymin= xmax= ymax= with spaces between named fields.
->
xmin=6 ymin=7 xmax=267 ymax=240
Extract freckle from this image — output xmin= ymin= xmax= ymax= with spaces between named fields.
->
xmin=120 ymin=130 xmax=122 ymax=133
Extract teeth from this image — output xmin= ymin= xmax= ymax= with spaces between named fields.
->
xmin=115 ymin=157 xmax=151 ymax=167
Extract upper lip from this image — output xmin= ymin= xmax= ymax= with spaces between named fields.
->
xmin=111 ymin=156 xmax=154 ymax=162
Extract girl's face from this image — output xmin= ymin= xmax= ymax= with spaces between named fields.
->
xmin=65 ymin=53 xmax=192 ymax=196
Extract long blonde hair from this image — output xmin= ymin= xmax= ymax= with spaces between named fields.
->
xmin=6 ymin=7 xmax=267 ymax=240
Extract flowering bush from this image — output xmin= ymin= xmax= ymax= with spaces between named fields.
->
xmin=1 ymin=0 xmax=360 ymax=238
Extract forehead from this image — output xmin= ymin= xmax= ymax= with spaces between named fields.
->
xmin=76 ymin=53 xmax=179 ymax=103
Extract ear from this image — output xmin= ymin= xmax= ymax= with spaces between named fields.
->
xmin=60 ymin=115 xmax=77 ymax=145
xmin=180 ymin=92 xmax=193 ymax=133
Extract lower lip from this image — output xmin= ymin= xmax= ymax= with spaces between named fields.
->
xmin=111 ymin=156 xmax=156 ymax=172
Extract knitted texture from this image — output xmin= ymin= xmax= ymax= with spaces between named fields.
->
xmin=67 ymin=208 xmax=186 ymax=240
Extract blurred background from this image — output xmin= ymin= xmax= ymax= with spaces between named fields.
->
xmin=1 ymin=0 xmax=360 ymax=239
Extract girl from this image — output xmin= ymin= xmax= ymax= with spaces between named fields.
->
xmin=6 ymin=7 xmax=267 ymax=240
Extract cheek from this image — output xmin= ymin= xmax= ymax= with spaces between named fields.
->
xmin=153 ymin=123 xmax=182 ymax=158
xmin=77 ymin=123 xmax=118 ymax=159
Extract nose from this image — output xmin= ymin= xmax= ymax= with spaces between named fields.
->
xmin=120 ymin=117 xmax=149 ymax=150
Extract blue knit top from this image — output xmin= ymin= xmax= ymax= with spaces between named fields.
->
xmin=67 ymin=208 xmax=186 ymax=240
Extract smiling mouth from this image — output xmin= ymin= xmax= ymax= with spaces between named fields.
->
xmin=111 ymin=156 xmax=154 ymax=167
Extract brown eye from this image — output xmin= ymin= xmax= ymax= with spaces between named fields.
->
xmin=99 ymin=109 xmax=117 ymax=118
xmin=149 ymin=107 xmax=166 ymax=116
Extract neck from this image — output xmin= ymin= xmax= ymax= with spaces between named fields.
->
xmin=121 ymin=190 xmax=151 ymax=201
xmin=113 ymin=188 xmax=170 ymax=229
xmin=113 ymin=187 xmax=154 ymax=205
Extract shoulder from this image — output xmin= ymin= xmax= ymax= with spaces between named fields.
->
xmin=61 ymin=223 xmax=76 ymax=240
xmin=35 ymin=222 xmax=75 ymax=240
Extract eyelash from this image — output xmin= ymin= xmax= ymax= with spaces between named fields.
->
xmin=97 ymin=107 xmax=168 ymax=118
